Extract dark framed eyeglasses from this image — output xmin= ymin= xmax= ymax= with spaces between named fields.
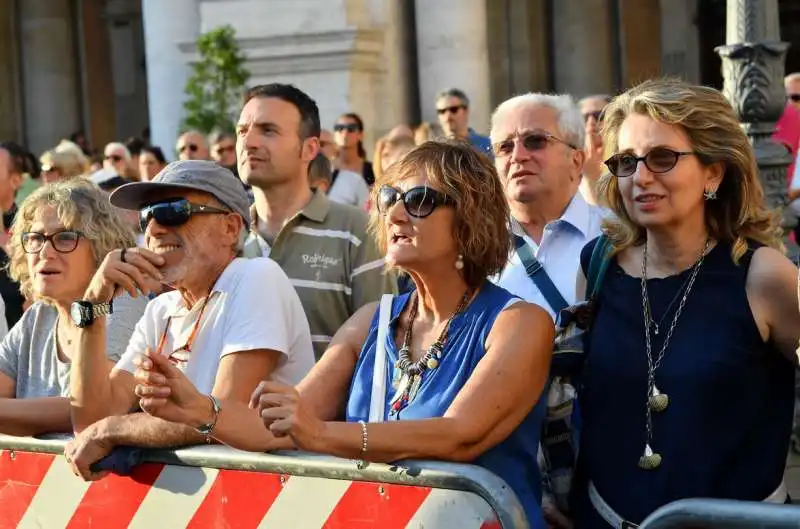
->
xmin=104 ymin=154 xmax=123 ymax=163
xmin=333 ymin=123 xmax=361 ymax=133
xmin=604 ymin=148 xmax=696 ymax=178
xmin=492 ymin=131 xmax=578 ymax=157
xmin=178 ymin=144 xmax=199 ymax=154
xmin=583 ymin=111 xmax=603 ymax=123
xmin=436 ymin=105 xmax=466 ymax=116
xmin=788 ymin=94 xmax=800 ymax=103
xmin=376 ymin=185 xmax=454 ymax=219
xmin=21 ymin=230 xmax=84 ymax=254
xmin=214 ymin=144 xmax=235 ymax=155
xmin=139 ymin=198 xmax=230 ymax=232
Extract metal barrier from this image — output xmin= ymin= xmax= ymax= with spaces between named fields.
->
xmin=0 ymin=434 xmax=529 ymax=529
xmin=639 ymin=498 xmax=800 ymax=529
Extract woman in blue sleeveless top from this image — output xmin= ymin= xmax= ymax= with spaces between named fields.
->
xmin=571 ymin=79 xmax=800 ymax=528
xmin=135 ymin=141 xmax=555 ymax=528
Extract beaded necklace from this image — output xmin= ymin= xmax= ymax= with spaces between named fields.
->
xmin=389 ymin=289 xmax=471 ymax=416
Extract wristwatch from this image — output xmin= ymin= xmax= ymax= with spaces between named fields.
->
xmin=70 ymin=300 xmax=114 ymax=328
xmin=195 ymin=395 xmax=221 ymax=436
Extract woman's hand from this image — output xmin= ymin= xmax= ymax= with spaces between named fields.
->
xmin=134 ymin=348 xmax=209 ymax=427
xmin=249 ymin=381 xmax=326 ymax=452
xmin=83 ymin=247 xmax=165 ymax=304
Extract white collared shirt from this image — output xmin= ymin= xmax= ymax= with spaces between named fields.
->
xmin=115 ymin=258 xmax=315 ymax=393
xmin=492 ymin=191 xmax=605 ymax=320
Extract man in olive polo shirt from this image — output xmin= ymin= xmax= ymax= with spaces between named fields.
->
xmin=238 ymin=83 xmax=391 ymax=359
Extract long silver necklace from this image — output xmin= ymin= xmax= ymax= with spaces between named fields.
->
xmin=638 ymin=238 xmax=710 ymax=470
xmin=389 ymin=290 xmax=471 ymax=416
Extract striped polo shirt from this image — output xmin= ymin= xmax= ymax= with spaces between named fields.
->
xmin=243 ymin=189 xmax=392 ymax=359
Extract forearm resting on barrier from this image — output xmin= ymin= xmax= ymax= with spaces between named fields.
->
xmin=204 ymin=400 xmax=295 ymax=453
xmin=313 ymin=417 xmax=499 ymax=463
xmin=103 ymin=412 xmax=209 ymax=448
xmin=0 ymin=397 xmax=72 ymax=437
xmin=70 ymin=320 xmax=135 ymax=432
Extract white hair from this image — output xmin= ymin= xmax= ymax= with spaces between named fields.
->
xmin=103 ymin=142 xmax=131 ymax=160
xmin=786 ymin=73 xmax=800 ymax=86
xmin=490 ymin=93 xmax=585 ymax=149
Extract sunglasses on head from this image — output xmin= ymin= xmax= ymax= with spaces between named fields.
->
xmin=583 ymin=111 xmax=603 ymax=123
xmin=178 ymin=144 xmax=199 ymax=154
xmin=492 ymin=131 xmax=578 ymax=157
xmin=436 ymin=105 xmax=465 ymax=115
xmin=333 ymin=123 xmax=361 ymax=133
xmin=788 ymin=94 xmax=800 ymax=103
xmin=377 ymin=185 xmax=454 ymax=219
xmin=139 ymin=198 xmax=230 ymax=232
xmin=604 ymin=147 xmax=696 ymax=178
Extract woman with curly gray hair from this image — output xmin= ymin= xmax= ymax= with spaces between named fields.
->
xmin=0 ymin=178 xmax=147 ymax=436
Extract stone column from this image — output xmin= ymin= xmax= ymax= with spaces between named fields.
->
xmin=141 ymin=0 xmax=200 ymax=160
xmin=386 ymin=0 xmax=420 ymax=128
xmin=415 ymin=0 xmax=492 ymax=134
xmin=551 ymin=0 xmax=614 ymax=96
xmin=716 ymin=0 xmax=792 ymax=231
xmin=19 ymin=0 xmax=81 ymax=154
xmin=0 ymin=0 xmax=21 ymax=141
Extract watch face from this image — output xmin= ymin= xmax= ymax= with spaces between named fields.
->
xmin=71 ymin=301 xmax=90 ymax=327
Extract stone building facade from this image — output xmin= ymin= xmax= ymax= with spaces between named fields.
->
xmin=1 ymin=0 xmax=798 ymax=158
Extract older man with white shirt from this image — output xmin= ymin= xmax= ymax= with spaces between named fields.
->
xmin=490 ymin=93 xmax=604 ymax=527
xmin=491 ymin=93 xmax=604 ymax=319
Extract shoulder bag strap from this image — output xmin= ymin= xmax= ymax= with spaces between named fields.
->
xmin=513 ymin=235 xmax=569 ymax=313
xmin=585 ymin=235 xmax=612 ymax=300
xmin=368 ymin=294 xmax=394 ymax=423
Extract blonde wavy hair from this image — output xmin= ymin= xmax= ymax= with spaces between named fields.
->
xmin=8 ymin=178 xmax=136 ymax=302
xmin=369 ymin=140 xmax=510 ymax=289
xmin=597 ymin=78 xmax=782 ymax=262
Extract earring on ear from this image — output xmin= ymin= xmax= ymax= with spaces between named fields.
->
xmin=455 ymin=254 xmax=464 ymax=270
xmin=703 ymin=189 xmax=718 ymax=201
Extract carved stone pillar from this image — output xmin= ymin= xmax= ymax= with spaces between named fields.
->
xmin=715 ymin=0 xmax=793 ymax=233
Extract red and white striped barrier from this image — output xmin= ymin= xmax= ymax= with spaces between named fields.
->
xmin=0 ymin=446 xmax=524 ymax=529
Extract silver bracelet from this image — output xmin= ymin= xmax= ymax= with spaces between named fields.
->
xmin=357 ymin=420 xmax=368 ymax=469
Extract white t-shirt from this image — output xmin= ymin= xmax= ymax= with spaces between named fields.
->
xmin=115 ymin=257 xmax=315 ymax=393
xmin=328 ymin=169 xmax=370 ymax=209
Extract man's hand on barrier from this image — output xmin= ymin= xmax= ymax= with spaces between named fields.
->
xmin=64 ymin=420 xmax=114 ymax=481
xmin=250 ymin=381 xmax=325 ymax=451
xmin=83 ymin=247 xmax=165 ymax=304
xmin=134 ymin=348 xmax=208 ymax=427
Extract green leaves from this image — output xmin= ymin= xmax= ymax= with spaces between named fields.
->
xmin=181 ymin=25 xmax=251 ymax=134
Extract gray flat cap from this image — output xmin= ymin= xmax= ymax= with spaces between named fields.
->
xmin=109 ymin=160 xmax=251 ymax=228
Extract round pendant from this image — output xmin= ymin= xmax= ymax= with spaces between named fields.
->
xmin=638 ymin=444 xmax=662 ymax=470
xmin=426 ymin=358 xmax=439 ymax=370
xmin=648 ymin=385 xmax=669 ymax=412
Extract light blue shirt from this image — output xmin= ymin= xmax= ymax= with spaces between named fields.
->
xmin=492 ymin=191 xmax=604 ymax=320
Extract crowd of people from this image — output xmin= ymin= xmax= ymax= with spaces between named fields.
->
xmin=0 ymin=72 xmax=798 ymax=529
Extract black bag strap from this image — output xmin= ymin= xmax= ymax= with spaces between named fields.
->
xmin=513 ymin=235 xmax=569 ymax=314
xmin=585 ymin=235 xmax=612 ymax=300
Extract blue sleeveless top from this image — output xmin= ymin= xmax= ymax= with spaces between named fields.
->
xmin=346 ymin=282 xmax=548 ymax=528
xmin=573 ymin=239 xmax=795 ymax=528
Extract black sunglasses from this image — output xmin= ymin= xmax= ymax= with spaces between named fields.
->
xmin=492 ymin=132 xmax=578 ymax=157
xmin=605 ymin=147 xmax=696 ymax=178
xmin=333 ymin=123 xmax=361 ymax=133
xmin=583 ymin=111 xmax=603 ymax=123
xmin=377 ymin=185 xmax=454 ymax=218
xmin=139 ymin=198 xmax=230 ymax=231
xmin=21 ymin=230 xmax=83 ymax=254
xmin=788 ymin=94 xmax=800 ymax=103
xmin=104 ymin=154 xmax=123 ymax=163
xmin=178 ymin=144 xmax=199 ymax=154
xmin=436 ymin=105 xmax=465 ymax=115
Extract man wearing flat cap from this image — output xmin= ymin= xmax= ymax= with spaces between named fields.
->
xmin=65 ymin=160 xmax=314 ymax=480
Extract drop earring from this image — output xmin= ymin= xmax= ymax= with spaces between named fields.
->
xmin=704 ymin=189 xmax=717 ymax=201
xmin=455 ymin=254 xmax=464 ymax=270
